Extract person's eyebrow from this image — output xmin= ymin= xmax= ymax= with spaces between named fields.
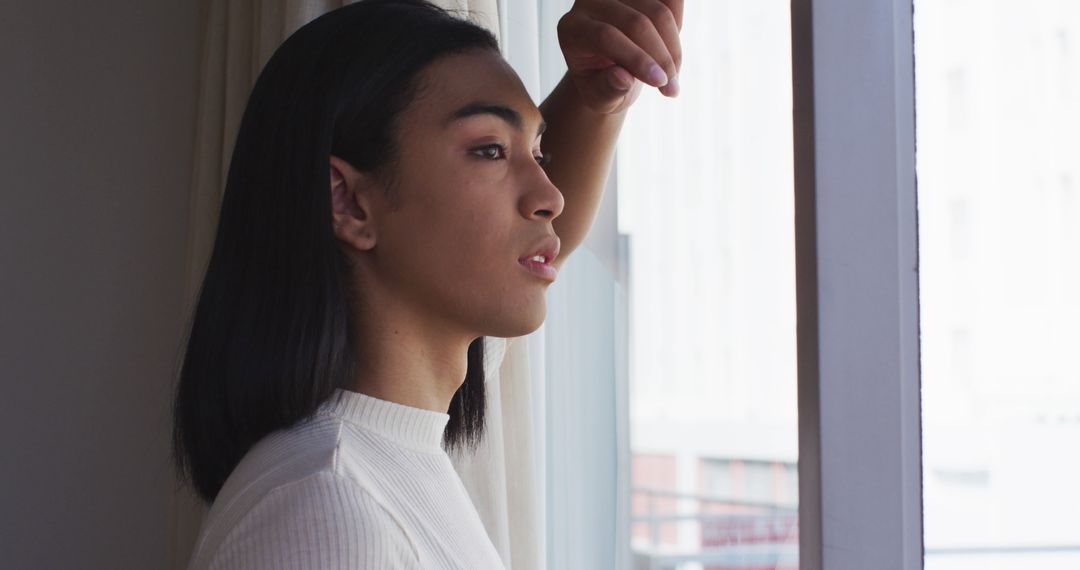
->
xmin=446 ymin=102 xmax=547 ymax=138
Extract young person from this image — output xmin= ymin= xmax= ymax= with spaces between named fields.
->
xmin=173 ymin=0 xmax=682 ymax=567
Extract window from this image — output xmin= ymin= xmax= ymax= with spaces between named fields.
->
xmin=541 ymin=0 xmax=927 ymax=567
xmin=915 ymin=1 xmax=1080 ymax=568
xmin=617 ymin=2 xmax=798 ymax=568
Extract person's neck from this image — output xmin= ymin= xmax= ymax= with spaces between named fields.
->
xmin=348 ymin=312 xmax=474 ymax=414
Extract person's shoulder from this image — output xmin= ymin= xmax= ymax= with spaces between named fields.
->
xmin=196 ymin=472 xmax=423 ymax=570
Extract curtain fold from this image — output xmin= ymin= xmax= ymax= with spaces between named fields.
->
xmin=169 ymin=1 xmax=544 ymax=568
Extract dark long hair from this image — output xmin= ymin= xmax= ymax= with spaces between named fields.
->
xmin=171 ymin=0 xmax=501 ymax=505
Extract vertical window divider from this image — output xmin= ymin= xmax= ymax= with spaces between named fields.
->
xmin=791 ymin=1 xmax=924 ymax=568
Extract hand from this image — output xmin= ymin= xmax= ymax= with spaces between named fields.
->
xmin=556 ymin=0 xmax=684 ymax=115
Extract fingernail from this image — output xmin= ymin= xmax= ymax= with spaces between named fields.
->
xmin=647 ymin=64 xmax=668 ymax=87
xmin=664 ymin=74 xmax=679 ymax=96
xmin=610 ymin=66 xmax=634 ymax=91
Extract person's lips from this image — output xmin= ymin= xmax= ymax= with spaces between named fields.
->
xmin=518 ymin=236 xmax=560 ymax=281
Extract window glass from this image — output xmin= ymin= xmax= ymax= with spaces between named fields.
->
xmin=915 ymin=2 xmax=1080 ymax=568
xmin=618 ymin=2 xmax=798 ymax=568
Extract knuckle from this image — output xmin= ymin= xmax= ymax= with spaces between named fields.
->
xmin=594 ymin=21 xmax=623 ymax=46
xmin=649 ymin=2 xmax=673 ymax=24
xmin=556 ymin=13 xmax=571 ymax=34
xmin=624 ymin=12 xmax=653 ymax=36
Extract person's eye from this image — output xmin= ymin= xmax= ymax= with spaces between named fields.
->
xmin=536 ymin=152 xmax=551 ymax=167
xmin=472 ymin=144 xmax=507 ymax=161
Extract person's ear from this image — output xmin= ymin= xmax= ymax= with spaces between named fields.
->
xmin=329 ymin=155 xmax=379 ymax=252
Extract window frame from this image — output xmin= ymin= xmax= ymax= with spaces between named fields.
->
xmin=538 ymin=0 xmax=925 ymax=566
xmin=791 ymin=0 xmax=924 ymax=568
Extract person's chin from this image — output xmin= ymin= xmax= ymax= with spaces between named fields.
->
xmin=488 ymin=305 xmax=547 ymax=339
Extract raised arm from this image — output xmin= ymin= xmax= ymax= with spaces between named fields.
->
xmin=538 ymin=0 xmax=684 ymax=272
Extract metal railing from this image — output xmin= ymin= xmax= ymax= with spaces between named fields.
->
xmin=630 ymin=486 xmax=1080 ymax=569
xmin=630 ymin=486 xmax=798 ymax=570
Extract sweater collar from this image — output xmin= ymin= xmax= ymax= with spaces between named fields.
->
xmin=317 ymin=388 xmax=451 ymax=453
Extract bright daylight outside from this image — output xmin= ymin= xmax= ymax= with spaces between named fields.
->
xmin=615 ymin=0 xmax=1080 ymax=568
xmin=915 ymin=1 xmax=1080 ymax=568
xmin=616 ymin=2 xmax=798 ymax=568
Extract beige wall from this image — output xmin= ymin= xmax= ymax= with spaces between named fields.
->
xmin=0 ymin=1 xmax=200 ymax=567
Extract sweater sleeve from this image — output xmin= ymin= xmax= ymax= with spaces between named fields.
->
xmin=206 ymin=472 xmax=423 ymax=570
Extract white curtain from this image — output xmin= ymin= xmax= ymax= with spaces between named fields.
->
xmin=168 ymin=1 xmax=547 ymax=568
xmin=445 ymin=0 xmax=549 ymax=568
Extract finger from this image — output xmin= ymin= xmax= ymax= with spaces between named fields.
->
xmin=608 ymin=65 xmax=634 ymax=91
xmin=621 ymin=0 xmax=682 ymax=74
xmin=585 ymin=5 xmax=675 ymax=88
xmin=590 ymin=65 xmax=641 ymax=113
xmin=656 ymin=0 xmax=683 ymax=31
xmin=583 ymin=19 xmax=668 ymax=88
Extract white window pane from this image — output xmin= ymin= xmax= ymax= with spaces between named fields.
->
xmin=915 ymin=1 xmax=1080 ymax=568
xmin=619 ymin=2 xmax=797 ymax=568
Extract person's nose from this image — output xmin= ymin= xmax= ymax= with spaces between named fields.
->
xmin=520 ymin=162 xmax=564 ymax=221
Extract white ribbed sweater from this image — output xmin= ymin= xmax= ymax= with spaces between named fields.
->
xmin=186 ymin=387 xmax=507 ymax=569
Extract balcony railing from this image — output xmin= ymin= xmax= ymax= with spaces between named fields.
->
xmin=630 ymin=486 xmax=1080 ymax=570
xmin=631 ymin=486 xmax=798 ymax=570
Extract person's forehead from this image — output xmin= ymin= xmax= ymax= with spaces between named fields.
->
xmin=414 ymin=51 xmax=544 ymax=130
